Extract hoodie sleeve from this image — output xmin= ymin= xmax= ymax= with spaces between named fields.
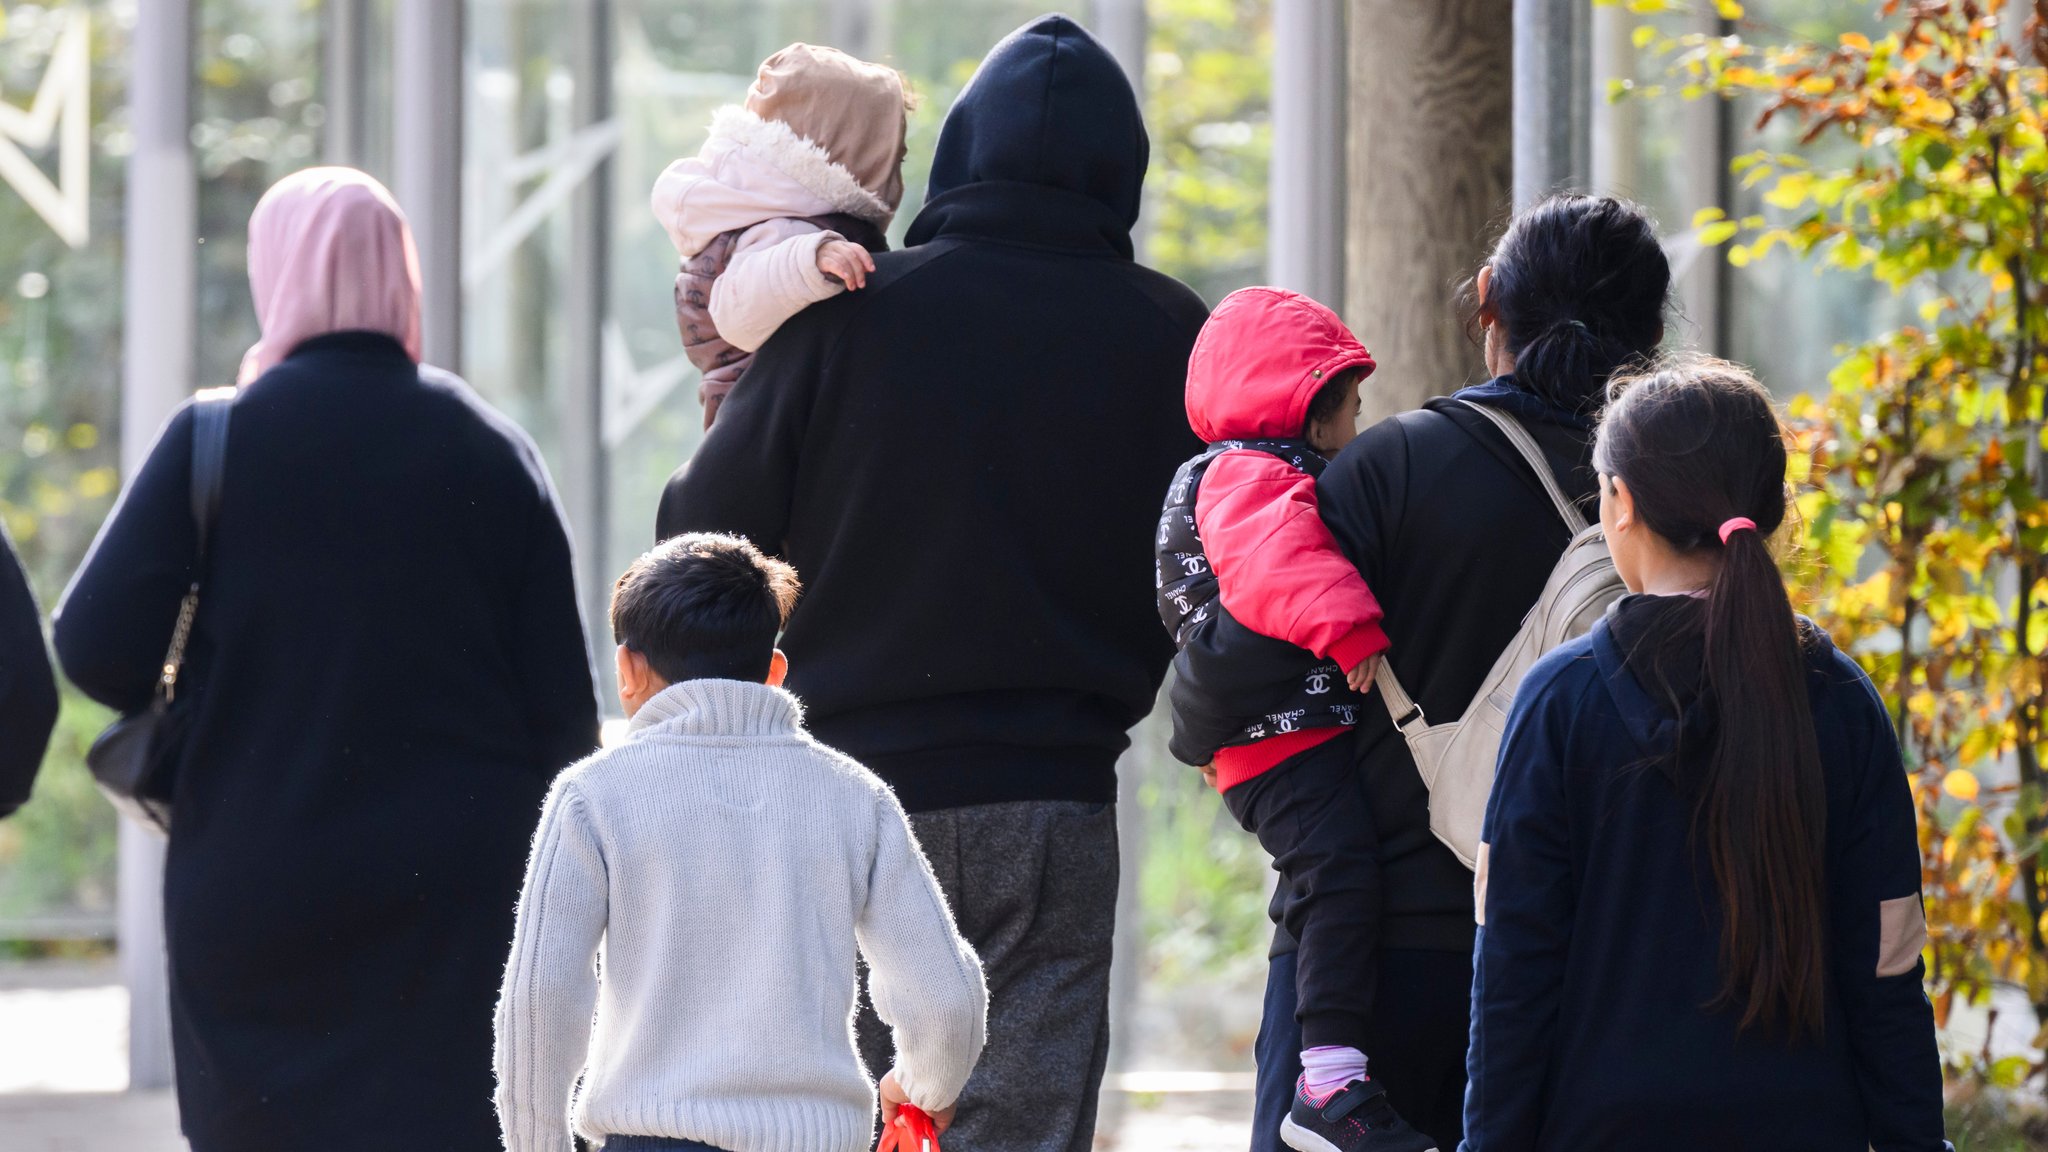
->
xmin=709 ymin=219 xmax=845 ymax=354
xmin=1464 ymin=658 xmax=1579 ymax=1152
xmin=1193 ymin=450 xmax=1388 ymax=672
xmin=857 ymin=783 xmax=988 ymax=1113
xmin=1831 ymin=666 xmax=1950 ymax=1152
xmin=0 ymin=525 xmax=56 ymax=818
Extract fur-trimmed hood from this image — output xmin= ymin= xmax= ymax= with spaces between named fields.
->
xmin=653 ymin=105 xmax=900 ymax=261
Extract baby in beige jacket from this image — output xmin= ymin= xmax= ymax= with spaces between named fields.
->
xmin=652 ymin=44 xmax=910 ymax=428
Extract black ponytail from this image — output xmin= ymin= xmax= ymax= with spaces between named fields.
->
xmin=1465 ymin=194 xmax=1672 ymax=416
xmin=1594 ymin=355 xmax=1829 ymax=1040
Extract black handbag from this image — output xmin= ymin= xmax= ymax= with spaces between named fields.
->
xmin=85 ymin=387 xmax=234 ymax=835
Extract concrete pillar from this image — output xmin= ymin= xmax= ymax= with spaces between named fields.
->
xmin=393 ymin=2 xmax=464 ymax=371
xmin=1269 ymin=0 xmax=1347 ymax=310
xmin=1346 ymin=0 xmax=1514 ymax=420
xmin=121 ymin=0 xmax=196 ymax=1093
xmin=1513 ymin=0 xmax=1592 ymax=207
xmin=322 ymin=0 xmax=369 ymax=167
xmin=564 ymin=0 xmax=611 ymax=642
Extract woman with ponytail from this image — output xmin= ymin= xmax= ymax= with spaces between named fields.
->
xmin=1463 ymin=356 xmax=1947 ymax=1151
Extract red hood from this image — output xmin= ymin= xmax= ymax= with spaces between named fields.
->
xmin=1185 ymin=287 xmax=1377 ymax=443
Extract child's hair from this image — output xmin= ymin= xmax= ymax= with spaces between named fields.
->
xmin=1463 ymin=194 xmax=1672 ymax=417
xmin=1304 ymin=366 xmax=1365 ymax=434
xmin=1593 ymin=354 xmax=1827 ymax=1040
xmin=611 ymin=533 xmax=801 ymax=684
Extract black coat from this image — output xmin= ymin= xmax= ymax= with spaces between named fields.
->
xmin=1312 ymin=388 xmax=1598 ymax=954
xmin=55 ymin=332 xmax=599 ymax=1152
xmin=0 ymin=524 xmax=57 ymax=817
xmin=657 ymin=16 xmax=1207 ymax=813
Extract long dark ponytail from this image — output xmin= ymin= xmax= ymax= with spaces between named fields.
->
xmin=1594 ymin=355 xmax=1829 ymax=1040
xmin=1466 ymin=194 xmax=1672 ymax=417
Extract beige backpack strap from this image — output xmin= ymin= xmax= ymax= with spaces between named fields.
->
xmin=1456 ymin=399 xmax=1588 ymax=533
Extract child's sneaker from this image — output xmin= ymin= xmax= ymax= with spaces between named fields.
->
xmin=1279 ymin=1075 xmax=1437 ymax=1152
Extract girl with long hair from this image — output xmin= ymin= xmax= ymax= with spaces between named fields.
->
xmin=1463 ymin=356 xmax=1947 ymax=1150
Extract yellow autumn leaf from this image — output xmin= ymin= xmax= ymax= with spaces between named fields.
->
xmin=1993 ymin=268 xmax=2015 ymax=294
xmin=1714 ymin=0 xmax=1745 ymax=18
xmin=1633 ymin=24 xmax=1657 ymax=49
xmin=1840 ymin=32 xmax=1872 ymax=53
xmin=1942 ymin=769 xmax=1980 ymax=801
xmin=1692 ymin=206 xmax=1728 ymax=228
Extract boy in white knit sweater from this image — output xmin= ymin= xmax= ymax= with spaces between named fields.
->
xmin=494 ymin=533 xmax=987 ymax=1152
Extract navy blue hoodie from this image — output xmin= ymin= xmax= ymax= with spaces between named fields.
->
xmin=657 ymin=16 xmax=1208 ymax=811
xmin=1464 ymin=595 xmax=1948 ymax=1151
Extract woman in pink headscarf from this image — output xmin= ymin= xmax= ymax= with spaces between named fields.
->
xmin=57 ymin=167 xmax=600 ymax=1152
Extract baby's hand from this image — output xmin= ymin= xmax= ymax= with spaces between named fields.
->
xmin=1346 ymin=654 xmax=1382 ymax=694
xmin=818 ymin=239 xmax=874 ymax=290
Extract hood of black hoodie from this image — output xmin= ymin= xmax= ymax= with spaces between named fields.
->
xmin=905 ymin=14 xmax=1148 ymax=256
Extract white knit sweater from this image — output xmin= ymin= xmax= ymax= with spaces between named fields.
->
xmin=494 ymin=679 xmax=987 ymax=1152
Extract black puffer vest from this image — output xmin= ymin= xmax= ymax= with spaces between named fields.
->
xmin=1156 ymin=438 xmax=1362 ymax=767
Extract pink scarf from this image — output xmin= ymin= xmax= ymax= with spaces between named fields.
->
xmin=239 ymin=167 xmax=423 ymax=384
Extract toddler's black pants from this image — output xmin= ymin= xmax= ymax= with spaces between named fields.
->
xmin=1222 ymin=731 xmax=1381 ymax=1050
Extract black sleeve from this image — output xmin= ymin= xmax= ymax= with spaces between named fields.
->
xmin=54 ymin=404 xmax=201 ymax=716
xmin=1315 ymin=415 xmax=1410 ymax=593
xmin=513 ymin=458 xmax=602 ymax=773
xmin=0 ymin=525 xmax=57 ymax=817
xmin=653 ymin=303 xmax=836 ymax=551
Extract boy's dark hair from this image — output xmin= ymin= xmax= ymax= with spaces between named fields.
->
xmin=610 ymin=533 xmax=800 ymax=684
xmin=1304 ymin=365 xmax=1366 ymax=434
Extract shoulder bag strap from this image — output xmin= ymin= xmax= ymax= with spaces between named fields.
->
xmin=1372 ymin=400 xmax=1587 ymax=735
xmin=189 ymin=387 xmax=235 ymax=558
xmin=161 ymin=387 xmax=234 ymax=704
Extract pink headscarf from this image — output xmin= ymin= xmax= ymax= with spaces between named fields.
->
xmin=239 ymin=167 xmax=424 ymax=384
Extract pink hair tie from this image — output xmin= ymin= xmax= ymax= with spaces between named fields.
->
xmin=1718 ymin=516 xmax=1757 ymax=545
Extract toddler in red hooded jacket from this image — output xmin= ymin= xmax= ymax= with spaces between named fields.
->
xmin=1156 ymin=287 xmax=1435 ymax=1152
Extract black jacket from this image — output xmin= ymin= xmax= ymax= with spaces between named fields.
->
xmin=55 ymin=333 xmax=599 ymax=1152
xmin=1312 ymin=385 xmax=1597 ymax=953
xmin=657 ymin=16 xmax=1207 ymax=812
xmin=1159 ymin=439 xmax=1357 ymax=764
xmin=1467 ymin=597 xmax=1947 ymax=1152
xmin=0 ymin=525 xmax=57 ymax=817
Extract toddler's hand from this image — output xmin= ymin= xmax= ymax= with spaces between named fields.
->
xmin=879 ymin=1069 xmax=956 ymax=1135
xmin=818 ymin=239 xmax=874 ymax=290
xmin=1346 ymin=654 xmax=1382 ymax=694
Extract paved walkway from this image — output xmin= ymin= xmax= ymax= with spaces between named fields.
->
xmin=0 ymin=966 xmax=1252 ymax=1151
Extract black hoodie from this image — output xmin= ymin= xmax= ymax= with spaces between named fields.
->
xmin=657 ymin=15 xmax=1209 ymax=812
xmin=0 ymin=526 xmax=55 ymax=817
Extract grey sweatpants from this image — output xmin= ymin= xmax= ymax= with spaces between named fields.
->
xmin=857 ymin=799 xmax=1119 ymax=1152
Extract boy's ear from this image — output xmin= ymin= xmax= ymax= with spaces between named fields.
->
xmin=766 ymin=649 xmax=789 ymax=688
xmin=617 ymin=645 xmax=650 ymax=697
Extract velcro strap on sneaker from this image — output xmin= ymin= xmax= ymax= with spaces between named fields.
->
xmin=1322 ymin=1081 xmax=1386 ymax=1123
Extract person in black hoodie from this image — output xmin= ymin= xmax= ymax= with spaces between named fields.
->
xmin=655 ymin=15 xmax=1207 ymax=1151
xmin=1466 ymin=356 xmax=1947 ymax=1151
xmin=1247 ymin=196 xmax=1673 ymax=1152
xmin=0 ymin=525 xmax=58 ymax=817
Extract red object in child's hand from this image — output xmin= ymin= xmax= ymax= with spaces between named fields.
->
xmin=877 ymin=1103 xmax=941 ymax=1152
